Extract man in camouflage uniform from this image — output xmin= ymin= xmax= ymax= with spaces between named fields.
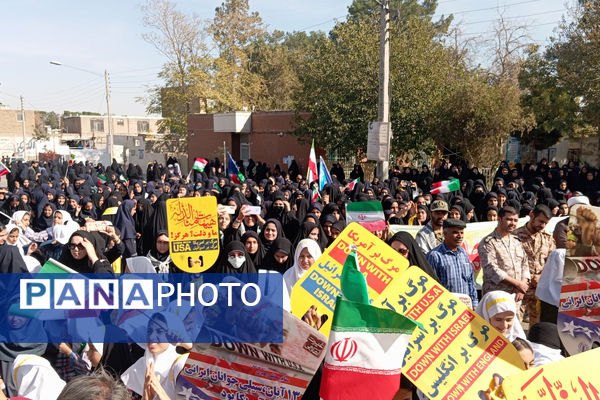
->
xmin=513 ymin=204 xmax=555 ymax=324
xmin=479 ymin=206 xmax=530 ymax=320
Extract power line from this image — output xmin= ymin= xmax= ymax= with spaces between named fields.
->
xmin=111 ymin=65 xmax=163 ymax=74
xmin=465 ymin=19 xmax=562 ymax=36
xmin=450 ymin=0 xmax=544 ymax=15
xmin=461 ymin=9 xmax=565 ymax=25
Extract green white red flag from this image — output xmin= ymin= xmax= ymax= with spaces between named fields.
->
xmin=347 ymin=178 xmax=359 ymax=191
xmin=319 ymin=298 xmax=417 ymax=400
xmin=0 ymin=161 xmax=10 ymax=177
xmin=431 ymin=178 xmax=460 ymax=194
xmin=345 ymin=201 xmax=385 ymax=232
xmin=97 ymin=174 xmax=107 ymax=185
xmin=193 ymin=157 xmax=208 ymax=172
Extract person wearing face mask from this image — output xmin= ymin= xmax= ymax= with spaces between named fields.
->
xmin=211 ymin=241 xmax=257 ymax=273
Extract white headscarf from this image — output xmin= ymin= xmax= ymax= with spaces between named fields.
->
xmin=536 ymin=249 xmax=565 ymax=307
xmin=475 ymin=291 xmax=526 ymax=341
xmin=11 ymin=210 xmax=28 ymax=224
xmin=52 ymin=210 xmax=79 ymax=244
xmin=10 ymin=354 xmax=66 ymax=400
xmin=282 ymin=239 xmax=322 ymax=296
xmin=121 ymin=345 xmax=187 ymax=399
xmin=126 ymin=256 xmax=157 ymax=273
xmin=121 ymin=313 xmax=189 ymax=399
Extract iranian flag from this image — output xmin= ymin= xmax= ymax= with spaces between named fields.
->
xmin=193 ymin=157 xmax=208 ymax=172
xmin=345 ymin=201 xmax=385 ymax=232
xmin=311 ymin=189 xmax=320 ymax=204
xmin=319 ymin=298 xmax=417 ymax=400
xmin=306 ymin=139 xmax=318 ymax=185
xmin=97 ymin=174 xmax=108 ymax=185
xmin=347 ymin=178 xmax=359 ymax=191
xmin=39 ymin=258 xmax=77 ymax=274
xmin=0 ymin=161 xmax=10 ymax=177
xmin=430 ymin=178 xmax=460 ymax=194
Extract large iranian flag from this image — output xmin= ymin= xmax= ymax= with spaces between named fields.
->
xmin=319 ymin=297 xmax=417 ymax=400
xmin=345 ymin=201 xmax=385 ymax=232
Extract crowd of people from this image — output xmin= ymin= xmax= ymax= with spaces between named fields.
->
xmin=0 ymin=155 xmax=594 ymax=399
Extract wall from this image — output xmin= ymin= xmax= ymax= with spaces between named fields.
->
xmin=187 ymin=111 xmax=324 ymax=173
xmin=187 ymin=113 xmax=232 ymax=168
xmin=0 ymin=109 xmax=37 ymax=156
xmin=63 ymin=115 xmax=163 ymax=138
xmin=536 ymin=137 xmax=600 ymax=167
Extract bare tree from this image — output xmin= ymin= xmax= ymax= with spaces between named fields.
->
xmin=140 ymin=0 xmax=211 ymax=153
xmin=487 ymin=12 xmax=534 ymax=83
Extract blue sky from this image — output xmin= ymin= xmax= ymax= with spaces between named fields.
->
xmin=0 ymin=0 xmax=575 ymax=116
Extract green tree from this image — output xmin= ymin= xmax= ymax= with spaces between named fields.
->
xmin=431 ymin=71 xmax=531 ymax=166
xmin=210 ymin=0 xmax=267 ymax=111
xmin=517 ymin=46 xmax=580 ymax=149
xmin=293 ymin=20 xmax=379 ymax=154
xmin=547 ymin=1 xmax=600 ymax=128
xmin=247 ymin=30 xmax=324 ymax=110
xmin=44 ymin=111 xmax=61 ymax=129
xmin=293 ymin=14 xmax=455 ymax=158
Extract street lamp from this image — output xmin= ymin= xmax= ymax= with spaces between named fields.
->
xmin=49 ymin=61 xmax=114 ymax=162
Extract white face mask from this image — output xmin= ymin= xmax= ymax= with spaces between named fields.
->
xmin=228 ymin=255 xmax=245 ymax=269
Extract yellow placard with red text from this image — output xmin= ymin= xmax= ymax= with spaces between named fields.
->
xmin=374 ymin=268 xmax=524 ymax=400
xmin=290 ymin=222 xmax=409 ymax=336
xmin=502 ymin=348 xmax=600 ymax=400
xmin=166 ymin=197 xmax=219 ymax=272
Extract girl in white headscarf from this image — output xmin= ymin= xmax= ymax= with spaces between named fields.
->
xmin=8 ymin=354 xmax=66 ymax=400
xmin=283 ymin=238 xmax=322 ymax=296
xmin=121 ymin=313 xmax=188 ymax=400
xmin=9 ymin=211 xmax=34 ymax=248
xmin=475 ymin=291 xmax=526 ymax=341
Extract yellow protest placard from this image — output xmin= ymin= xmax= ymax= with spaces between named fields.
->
xmin=374 ymin=267 xmax=524 ymax=400
xmin=502 ymin=347 xmax=600 ymax=400
xmin=290 ymin=222 xmax=409 ymax=336
xmin=166 ymin=197 xmax=219 ymax=272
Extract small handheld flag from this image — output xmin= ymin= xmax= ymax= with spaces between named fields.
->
xmin=0 ymin=162 xmax=10 ymax=177
xmin=97 ymin=174 xmax=108 ymax=186
xmin=319 ymin=156 xmax=333 ymax=191
xmin=193 ymin=157 xmax=208 ymax=172
xmin=347 ymin=177 xmax=359 ymax=191
xmin=227 ymin=153 xmax=245 ymax=184
xmin=306 ymin=139 xmax=318 ymax=185
xmin=430 ymin=178 xmax=460 ymax=194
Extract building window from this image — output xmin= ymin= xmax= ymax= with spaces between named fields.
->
xmin=117 ymin=119 xmax=124 ymax=126
xmin=90 ymin=119 xmax=104 ymax=132
xmin=137 ymin=120 xmax=149 ymax=133
xmin=16 ymin=113 xmax=23 ymax=122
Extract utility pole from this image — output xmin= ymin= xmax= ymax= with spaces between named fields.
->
xmin=376 ymin=0 xmax=391 ymax=180
xmin=20 ymin=95 xmax=26 ymax=159
xmin=105 ymin=70 xmax=114 ymax=163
